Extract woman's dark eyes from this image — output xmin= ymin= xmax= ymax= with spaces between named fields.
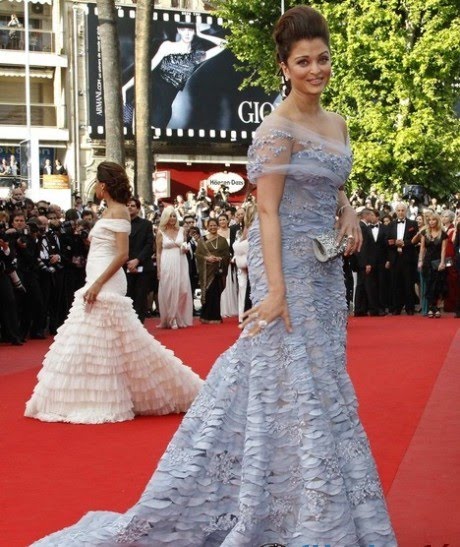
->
xmin=298 ymin=57 xmax=329 ymax=66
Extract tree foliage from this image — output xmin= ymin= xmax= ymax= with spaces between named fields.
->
xmin=134 ymin=0 xmax=153 ymax=201
xmin=212 ymin=0 xmax=460 ymax=199
xmin=97 ymin=0 xmax=125 ymax=165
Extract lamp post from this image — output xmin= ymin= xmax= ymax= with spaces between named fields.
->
xmin=281 ymin=0 xmax=285 ymax=13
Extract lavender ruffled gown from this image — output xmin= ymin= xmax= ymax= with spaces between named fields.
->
xmin=32 ymin=115 xmax=397 ymax=546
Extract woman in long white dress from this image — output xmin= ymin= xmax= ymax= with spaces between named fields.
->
xmin=233 ymin=205 xmax=256 ymax=322
xmin=156 ymin=206 xmax=193 ymax=329
xmin=217 ymin=213 xmax=239 ymax=317
xmin=25 ymin=162 xmax=202 ymax=424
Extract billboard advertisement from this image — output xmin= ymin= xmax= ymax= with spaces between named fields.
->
xmin=87 ymin=6 xmax=278 ymax=143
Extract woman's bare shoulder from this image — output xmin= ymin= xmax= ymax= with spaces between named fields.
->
xmin=104 ymin=206 xmax=130 ymax=221
xmin=325 ymin=111 xmax=348 ymax=140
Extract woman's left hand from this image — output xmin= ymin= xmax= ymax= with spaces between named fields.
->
xmin=240 ymin=291 xmax=292 ymax=338
xmin=337 ymin=207 xmax=362 ymax=255
xmin=83 ymin=281 xmax=102 ymax=305
xmin=438 ymin=262 xmax=446 ymax=271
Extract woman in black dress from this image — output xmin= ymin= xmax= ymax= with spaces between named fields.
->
xmin=418 ymin=212 xmax=448 ymax=318
xmin=122 ymin=19 xmax=226 ymax=128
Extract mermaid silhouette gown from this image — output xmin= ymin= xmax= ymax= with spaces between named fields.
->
xmin=25 ymin=218 xmax=203 ymax=424
xmin=31 ymin=116 xmax=396 ymax=545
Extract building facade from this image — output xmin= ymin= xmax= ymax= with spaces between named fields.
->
xmin=0 ymin=0 xmax=273 ymax=207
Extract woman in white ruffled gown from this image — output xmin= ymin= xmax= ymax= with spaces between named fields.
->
xmin=25 ymin=162 xmax=202 ymax=424
xmin=156 ymin=206 xmax=193 ymax=329
xmin=217 ymin=213 xmax=239 ymax=317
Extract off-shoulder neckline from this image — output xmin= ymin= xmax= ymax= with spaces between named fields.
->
xmin=264 ymin=111 xmax=349 ymax=148
xmin=99 ymin=217 xmax=130 ymax=222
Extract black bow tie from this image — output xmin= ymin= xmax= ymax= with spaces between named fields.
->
xmin=370 ymin=224 xmax=379 ymax=228
xmin=397 ymin=220 xmax=406 ymax=224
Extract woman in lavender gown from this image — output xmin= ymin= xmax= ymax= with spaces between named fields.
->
xmin=32 ymin=6 xmax=396 ymax=545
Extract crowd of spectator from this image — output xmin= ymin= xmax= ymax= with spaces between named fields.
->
xmin=1 ymin=183 xmax=459 ymax=347
xmin=0 ymin=184 xmax=255 ymax=346
xmin=346 ymin=189 xmax=460 ymax=319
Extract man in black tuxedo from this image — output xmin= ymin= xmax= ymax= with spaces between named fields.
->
xmin=386 ymin=202 xmax=418 ymax=315
xmin=182 ymin=216 xmax=200 ymax=299
xmin=353 ymin=208 xmax=373 ymax=316
xmin=6 ymin=213 xmax=47 ymax=339
xmin=126 ymin=198 xmax=154 ymax=323
xmin=229 ymin=207 xmax=245 ymax=254
xmin=361 ymin=209 xmax=389 ymax=315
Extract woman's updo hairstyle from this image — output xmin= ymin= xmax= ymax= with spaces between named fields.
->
xmin=97 ymin=161 xmax=132 ymax=204
xmin=273 ymin=6 xmax=330 ymax=97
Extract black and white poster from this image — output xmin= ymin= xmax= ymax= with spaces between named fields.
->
xmin=87 ymin=7 xmax=278 ymax=143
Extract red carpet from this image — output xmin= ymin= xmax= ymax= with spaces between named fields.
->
xmin=1 ymin=315 xmax=459 ymax=546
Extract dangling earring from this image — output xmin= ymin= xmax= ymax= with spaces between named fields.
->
xmin=281 ymin=73 xmax=291 ymax=98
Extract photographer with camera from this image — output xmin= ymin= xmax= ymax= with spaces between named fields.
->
xmin=195 ymin=187 xmax=211 ymax=230
xmin=47 ymin=209 xmax=89 ymax=320
xmin=36 ymin=215 xmax=65 ymax=335
xmin=0 ymin=221 xmax=23 ymax=345
xmin=5 ymin=213 xmax=46 ymax=339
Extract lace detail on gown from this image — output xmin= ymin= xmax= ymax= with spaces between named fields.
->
xmin=25 ymin=218 xmax=202 ymax=425
xmin=31 ymin=116 xmax=396 ymax=546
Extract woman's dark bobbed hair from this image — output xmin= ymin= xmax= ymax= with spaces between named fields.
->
xmin=97 ymin=161 xmax=132 ymax=205
xmin=273 ymin=5 xmax=330 ymax=64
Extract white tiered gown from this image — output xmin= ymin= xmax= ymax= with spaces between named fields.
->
xmin=25 ymin=218 xmax=203 ymax=424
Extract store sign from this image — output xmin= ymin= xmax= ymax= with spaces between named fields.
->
xmin=152 ymin=170 xmax=170 ymax=199
xmin=42 ymin=175 xmax=70 ymax=190
xmin=207 ymin=172 xmax=245 ymax=194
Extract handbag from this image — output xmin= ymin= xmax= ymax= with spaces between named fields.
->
xmin=431 ymin=257 xmax=453 ymax=269
xmin=312 ymin=230 xmax=348 ymax=262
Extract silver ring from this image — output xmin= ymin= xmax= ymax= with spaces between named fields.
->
xmin=347 ymin=235 xmax=355 ymax=240
xmin=258 ymin=319 xmax=268 ymax=329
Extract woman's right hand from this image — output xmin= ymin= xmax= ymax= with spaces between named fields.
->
xmin=240 ymin=290 xmax=292 ymax=338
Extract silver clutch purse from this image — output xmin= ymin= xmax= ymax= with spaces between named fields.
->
xmin=312 ymin=230 xmax=348 ymax=262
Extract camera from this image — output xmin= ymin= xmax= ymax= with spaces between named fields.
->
xmin=26 ymin=222 xmax=40 ymax=235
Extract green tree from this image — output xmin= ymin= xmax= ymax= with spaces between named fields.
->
xmin=97 ymin=0 xmax=125 ymax=165
xmin=213 ymin=0 xmax=460 ymax=199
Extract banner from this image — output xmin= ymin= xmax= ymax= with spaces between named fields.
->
xmin=206 ymin=171 xmax=245 ymax=194
xmin=152 ymin=170 xmax=171 ymax=199
xmin=87 ymin=7 xmax=278 ymax=143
